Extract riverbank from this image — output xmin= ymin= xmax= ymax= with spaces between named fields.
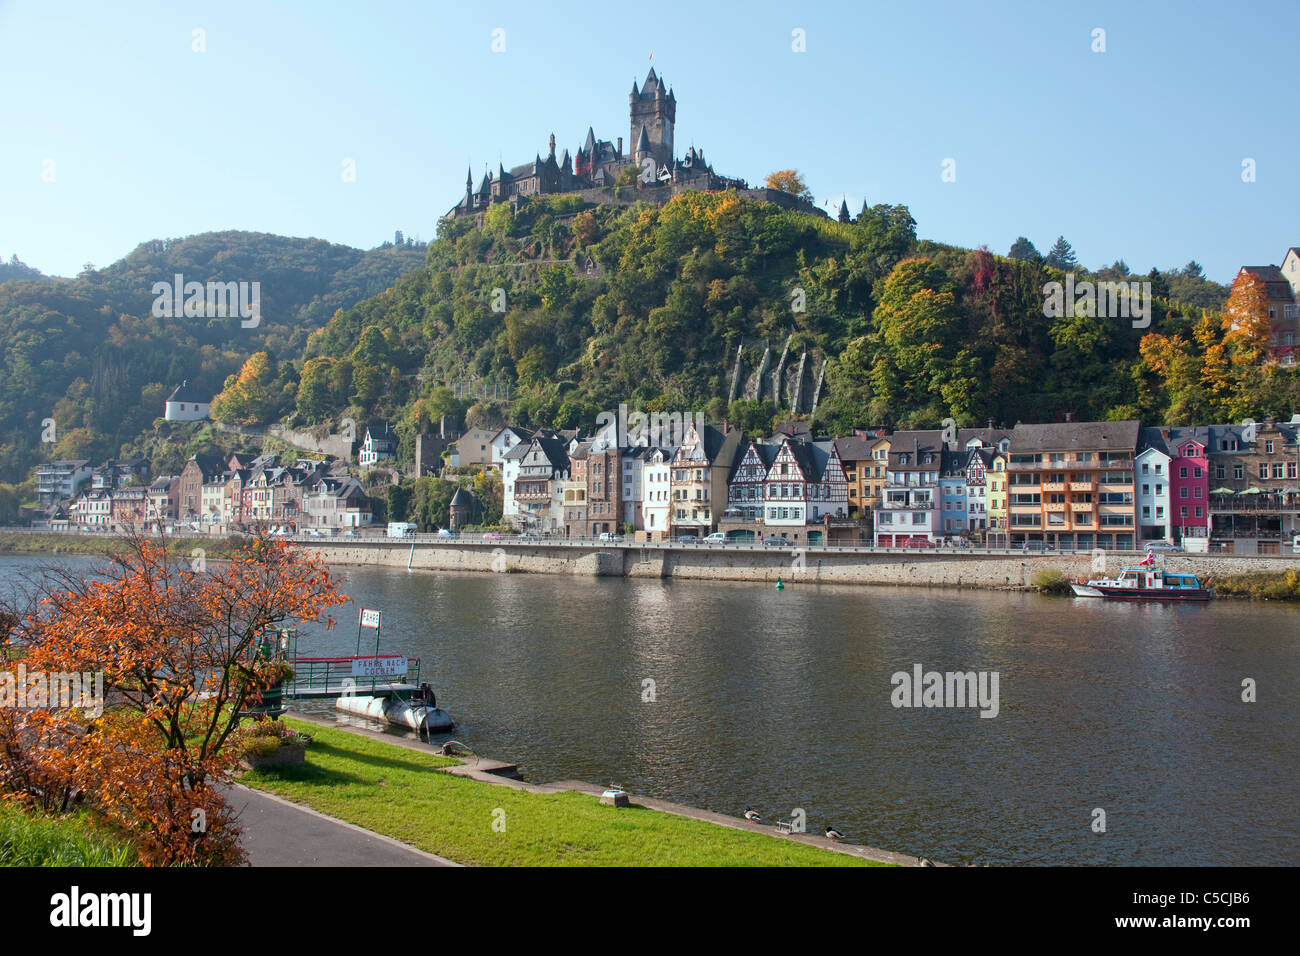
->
xmin=241 ymin=715 xmax=898 ymax=866
xmin=304 ymin=537 xmax=1300 ymax=597
xmin=0 ymin=531 xmax=243 ymax=559
xmin=5 ymin=531 xmax=1298 ymax=598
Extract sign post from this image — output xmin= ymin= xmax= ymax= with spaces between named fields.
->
xmin=357 ymin=608 xmax=381 ymax=655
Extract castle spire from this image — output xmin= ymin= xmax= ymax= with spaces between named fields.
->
xmin=548 ymin=132 xmax=556 ymax=159
xmin=838 ymin=199 xmax=850 ymax=223
xmin=636 ymin=123 xmax=651 ymax=156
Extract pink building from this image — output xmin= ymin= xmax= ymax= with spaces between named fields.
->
xmin=1156 ymin=427 xmax=1211 ymax=542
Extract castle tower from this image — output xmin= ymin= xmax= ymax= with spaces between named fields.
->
xmin=630 ymin=67 xmax=675 ymax=169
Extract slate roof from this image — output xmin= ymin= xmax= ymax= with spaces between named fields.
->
xmin=1138 ymin=425 xmax=1212 ymax=457
xmin=1008 ymin=420 xmax=1140 ymax=452
xmin=886 ymin=430 xmax=946 ymax=470
xmin=1239 ymin=265 xmax=1295 ymax=302
xmin=167 ymin=380 xmax=207 ymax=403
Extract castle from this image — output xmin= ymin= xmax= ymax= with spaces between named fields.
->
xmin=445 ymin=68 xmax=818 ymax=220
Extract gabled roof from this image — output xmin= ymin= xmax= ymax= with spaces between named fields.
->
xmin=187 ymin=453 xmax=226 ymax=478
xmin=833 ymin=436 xmax=874 ymax=462
xmin=449 ymin=487 xmax=473 ymax=508
xmin=1239 ymin=265 xmax=1295 ymax=301
xmin=167 ymin=380 xmax=207 ymax=403
xmin=886 ymin=430 xmax=946 ymax=469
xmin=1008 ymin=420 xmax=1140 ymax=452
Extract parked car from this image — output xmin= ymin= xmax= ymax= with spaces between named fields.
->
xmin=1143 ymin=541 xmax=1182 ymax=552
xmin=518 ymin=532 xmax=538 ymax=542
xmin=482 ymin=532 xmax=503 ymax=542
xmin=436 ymin=528 xmax=458 ymax=538
xmin=703 ymin=532 xmax=727 ymax=544
xmin=1020 ymin=540 xmax=1053 ymax=552
xmin=762 ymin=536 xmax=788 ymax=547
xmin=598 ymin=531 xmax=622 ymax=542
xmin=341 ymin=529 xmax=359 ymax=537
xmin=904 ymin=538 xmax=935 ymax=549
xmin=677 ymin=534 xmax=699 ymax=544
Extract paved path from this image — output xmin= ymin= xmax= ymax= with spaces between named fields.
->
xmin=225 ymin=784 xmax=457 ymax=867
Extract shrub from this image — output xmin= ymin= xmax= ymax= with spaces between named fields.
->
xmin=1030 ymin=569 xmax=1072 ymax=594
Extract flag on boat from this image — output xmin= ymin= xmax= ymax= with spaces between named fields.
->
xmin=1139 ymin=551 xmax=1155 ymax=566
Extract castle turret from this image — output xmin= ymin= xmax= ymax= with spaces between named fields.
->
xmin=548 ymin=132 xmax=556 ymax=160
xmin=838 ymin=199 xmax=850 ymax=223
xmin=630 ymin=66 xmax=674 ymax=170
xmin=634 ymin=123 xmax=652 ymax=161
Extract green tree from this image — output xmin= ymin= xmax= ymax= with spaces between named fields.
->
xmin=1045 ymin=236 xmax=1079 ymax=271
xmin=1007 ymin=237 xmax=1040 ymax=262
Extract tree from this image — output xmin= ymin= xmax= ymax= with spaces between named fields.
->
xmin=764 ymin=169 xmax=813 ymax=201
xmin=387 ymin=482 xmax=413 ymax=522
xmin=1183 ymin=260 xmax=1204 ymax=279
xmin=211 ymin=351 xmax=281 ymax=426
xmin=2 ymin=533 xmax=345 ymax=864
xmin=1007 ymin=237 xmax=1040 ymax=262
xmin=410 ymin=477 xmax=457 ymax=530
xmin=1044 ymin=236 xmax=1078 ymax=271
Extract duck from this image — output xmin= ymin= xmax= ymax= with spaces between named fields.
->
xmin=919 ymin=857 xmax=935 ymax=867
xmin=825 ymin=826 xmax=845 ymax=841
xmin=743 ymin=808 xmax=762 ymax=822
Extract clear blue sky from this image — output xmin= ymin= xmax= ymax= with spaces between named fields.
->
xmin=2 ymin=0 xmax=1295 ymax=282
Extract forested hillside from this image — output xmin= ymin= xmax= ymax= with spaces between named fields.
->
xmin=4 ymin=192 xmax=1293 ymax=493
xmin=269 ymin=189 xmax=1285 ymax=466
xmin=0 ymin=232 xmax=426 ymax=482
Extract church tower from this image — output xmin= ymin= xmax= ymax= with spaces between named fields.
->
xmin=629 ymin=67 xmax=675 ymax=170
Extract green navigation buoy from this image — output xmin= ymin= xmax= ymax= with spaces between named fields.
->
xmin=776 ymin=575 xmax=784 ymax=591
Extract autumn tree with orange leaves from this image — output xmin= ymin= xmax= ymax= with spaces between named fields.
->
xmin=764 ymin=169 xmax=812 ymax=201
xmin=0 ymin=532 xmax=346 ymax=864
xmin=1138 ymin=271 xmax=1280 ymax=423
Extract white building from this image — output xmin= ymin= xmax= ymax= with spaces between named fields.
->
xmin=358 ymin=423 xmax=397 ymax=469
xmin=164 ymin=381 xmax=210 ymax=422
xmin=490 ymin=427 xmax=531 ymax=469
xmin=641 ymin=448 xmax=673 ymax=539
xmin=1135 ymin=445 xmax=1173 ymax=543
xmin=37 ymin=460 xmax=91 ymax=507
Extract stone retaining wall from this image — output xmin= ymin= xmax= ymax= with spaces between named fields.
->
xmin=306 ymin=541 xmax=1296 ymax=590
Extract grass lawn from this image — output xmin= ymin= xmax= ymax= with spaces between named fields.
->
xmin=242 ymin=721 xmax=881 ymax=867
xmin=0 ymin=802 xmax=137 ymax=866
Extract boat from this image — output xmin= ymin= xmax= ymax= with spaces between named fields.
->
xmin=1071 ymin=566 xmax=1212 ymax=602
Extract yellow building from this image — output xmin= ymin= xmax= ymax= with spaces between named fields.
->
xmin=986 ymin=453 xmax=1008 ymax=543
xmin=835 ymin=434 xmax=891 ymax=517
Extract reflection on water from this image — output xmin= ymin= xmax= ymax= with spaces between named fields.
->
xmin=5 ymin=555 xmax=1297 ymax=865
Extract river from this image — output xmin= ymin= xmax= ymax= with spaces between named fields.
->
xmin=3 ymin=553 xmax=1297 ymax=865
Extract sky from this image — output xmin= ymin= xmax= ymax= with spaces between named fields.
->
xmin=1 ymin=0 xmax=1296 ymax=282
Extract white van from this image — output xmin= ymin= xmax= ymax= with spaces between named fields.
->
xmin=387 ymin=522 xmax=418 ymax=538
xmin=704 ymin=532 xmax=727 ymax=543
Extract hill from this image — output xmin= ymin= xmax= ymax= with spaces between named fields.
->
xmin=0 ymin=232 xmax=426 ymax=482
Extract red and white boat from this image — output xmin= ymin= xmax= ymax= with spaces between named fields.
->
xmin=1071 ymin=561 xmax=1212 ymax=602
